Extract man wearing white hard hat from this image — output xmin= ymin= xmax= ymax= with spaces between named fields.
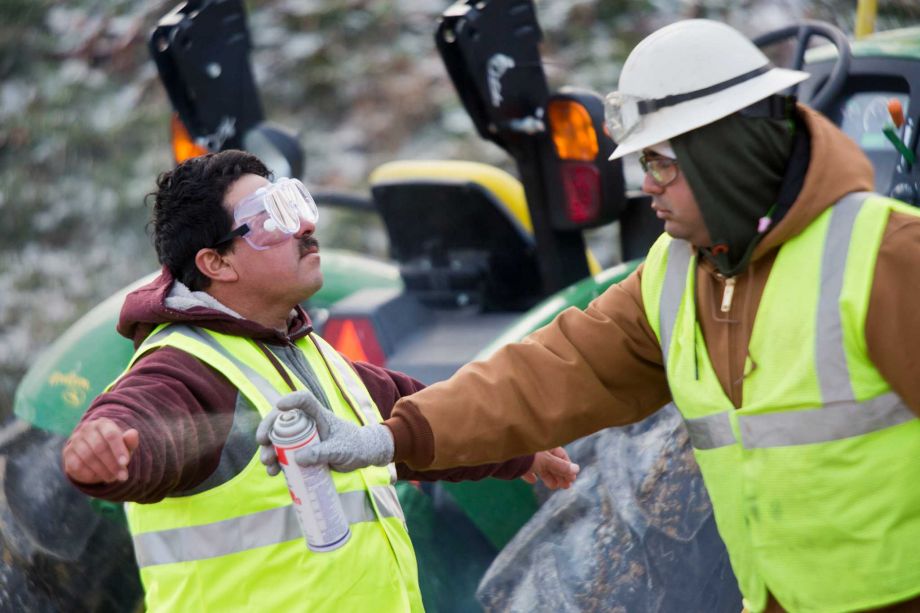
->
xmin=260 ymin=20 xmax=920 ymax=612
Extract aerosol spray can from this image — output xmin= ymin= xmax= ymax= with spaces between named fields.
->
xmin=270 ymin=409 xmax=351 ymax=552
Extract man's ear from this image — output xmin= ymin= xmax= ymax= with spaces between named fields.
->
xmin=194 ymin=248 xmax=239 ymax=283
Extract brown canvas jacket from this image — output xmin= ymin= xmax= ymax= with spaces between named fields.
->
xmin=386 ymin=104 xmax=920 ymax=474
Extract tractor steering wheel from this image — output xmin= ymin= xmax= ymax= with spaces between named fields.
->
xmin=752 ymin=20 xmax=852 ymax=113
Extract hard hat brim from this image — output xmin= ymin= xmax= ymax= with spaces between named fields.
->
xmin=608 ymin=67 xmax=810 ymax=160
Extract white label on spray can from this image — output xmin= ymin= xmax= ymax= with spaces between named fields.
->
xmin=270 ymin=409 xmax=351 ymax=552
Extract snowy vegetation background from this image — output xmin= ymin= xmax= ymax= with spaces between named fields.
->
xmin=1 ymin=0 xmax=918 ymax=417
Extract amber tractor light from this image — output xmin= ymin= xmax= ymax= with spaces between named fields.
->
xmin=171 ymin=114 xmax=209 ymax=164
xmin=548 ymin=99 xmax=599 ymax=161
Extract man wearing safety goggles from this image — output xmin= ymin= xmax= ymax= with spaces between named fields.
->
xmin=61 ymin=150 xmax=578 ymax=612
xmin=264 ymin=19 xmax=920 ymax=613
xmin=213 ymin=176 xmax=319 ymax=252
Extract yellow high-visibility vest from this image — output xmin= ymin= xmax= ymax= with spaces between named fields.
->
xmin=117 ymin=325 xmax=422 ymax=612
xmin=642 ymin=193 xmax=920 ymax=612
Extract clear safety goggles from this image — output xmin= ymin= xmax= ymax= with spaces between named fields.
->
xmin=215 ymin=178 xmax=318 ymax=251
xmin=603 ymin=92 xmax=645 ymax=143
xmin=604 ymin=66 xmax=774 ymax=143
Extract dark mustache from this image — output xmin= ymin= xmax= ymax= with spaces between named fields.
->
xmin=299 ymin=236 xmax=319 ymax=254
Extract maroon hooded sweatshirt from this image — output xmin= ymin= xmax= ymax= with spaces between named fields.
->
xmin=70 ymin=269 xmax=533 ymax=503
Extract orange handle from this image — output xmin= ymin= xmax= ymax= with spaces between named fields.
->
xmin=888 ymin=99 xmax=905 ymax=128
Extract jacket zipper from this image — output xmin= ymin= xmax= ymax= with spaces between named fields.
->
xmin=715 ymin=271 xmax=746 ymax=406
xmin=720 ymin=276 xmax=736 ymax=313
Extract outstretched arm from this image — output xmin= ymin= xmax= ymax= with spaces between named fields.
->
xmin=350 ymin=360 xmax=546 ymax=482
xmin=63 ymin=347 xmax=240 ymax=503
xmin=387 ymin=268 xmax=671 ymax=471
xmin=257 ymin=392 xmax=579 ymax=489
xmin=257 ymin=269 xmax=668 ymax=477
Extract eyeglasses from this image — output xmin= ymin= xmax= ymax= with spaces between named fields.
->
xmin=639 ymin=154 xmax=679 ymax=187
xmin=213 ymin=178 xmax=318 ymax=251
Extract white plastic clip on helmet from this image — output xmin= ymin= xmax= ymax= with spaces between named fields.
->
xmin=606 ymin=19 xmax=810 ymax=160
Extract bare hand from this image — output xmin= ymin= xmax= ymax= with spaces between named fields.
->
xmin=62 ymin=418 xmax=139 ymax=484
xmin=522 ymin=447 xmax=579 ymax=490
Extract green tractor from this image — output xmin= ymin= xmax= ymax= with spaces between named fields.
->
xmin=3 ymin=0 xmax=920 ymax=610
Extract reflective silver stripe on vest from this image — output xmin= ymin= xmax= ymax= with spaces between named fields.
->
xmin=311 ymin=334 xmax=379 ymax=426
xmin=311 ymin=334 xmax=400 ymax=484
xmin=657 ymin=193 xmax=916 ymax=450
xmin=685 ymin=412 xmax=736 ymax=450
xmin=737 ymin=391 xmax=915 ymax=448
xmin=659 ymin=239 xmax=693 ymax=369
xmin=815 ymin=192 xmax=868 ymax=404
xmin=685 ymin=394 xmax=916 ymax=450
xmin=141 ymin=325 xmax=284 ymax=405
xmin=133 ymin=485 xmax=403 ymax=568
xmin=370 ymin=479 xmax=405 ymax=523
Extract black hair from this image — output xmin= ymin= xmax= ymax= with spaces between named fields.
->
xmin=148 ymin=150 xmax=271 ymax=291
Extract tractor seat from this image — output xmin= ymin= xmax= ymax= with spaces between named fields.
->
xmin=369 ymin=160 xmax=542 ymax=311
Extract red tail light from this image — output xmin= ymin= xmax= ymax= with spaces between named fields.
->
xmin=323 ymin=318 xmax=386 ymax=366
xmin=560 ymin=161 xmax=600 ymax=224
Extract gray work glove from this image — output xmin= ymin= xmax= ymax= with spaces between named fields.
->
xmin=255 ymin=390 xmax=394 ymax=475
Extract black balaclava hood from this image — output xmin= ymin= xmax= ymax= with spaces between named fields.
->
xmin=671 ymin=112 xmax=795 ymax=277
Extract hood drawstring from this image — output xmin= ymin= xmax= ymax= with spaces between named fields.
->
xmin=692 ymin=258 xmax=700 ymax=381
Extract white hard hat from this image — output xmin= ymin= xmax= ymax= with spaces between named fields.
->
xmin=606 ymin=19 xmax=810 ymax=160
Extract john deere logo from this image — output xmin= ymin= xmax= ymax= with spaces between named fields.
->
xmin=49 ymin=371 xmax=91 ymax=408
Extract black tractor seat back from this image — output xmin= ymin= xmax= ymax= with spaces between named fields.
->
xmin=370 ymin=160 xmax=542 ymax=311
